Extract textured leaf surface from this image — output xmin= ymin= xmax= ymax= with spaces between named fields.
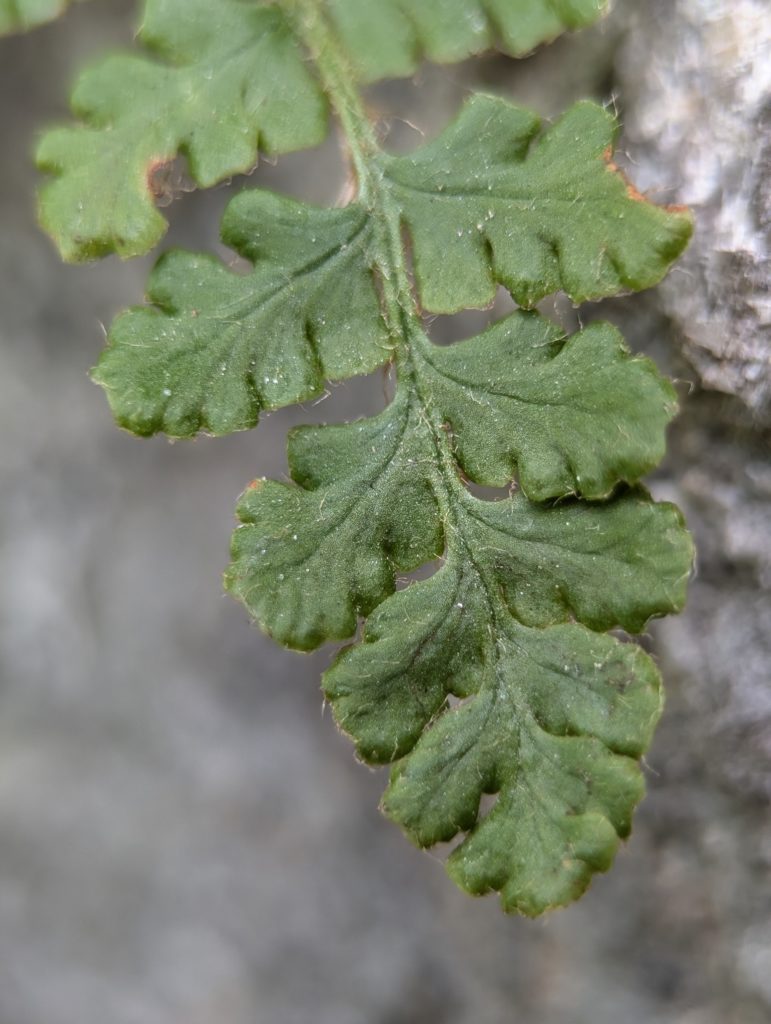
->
xmin=327 ymin=0 xmax=609 ymax=82
xmin=414 ymin=312 xmax=677 ymax=500
xmin=323 ymin=487 xmax=687 ymax=765
xmin=68 ymin=0 xmax=694 ymax=914
xmin=0 ymin=0 xmax=78 ymax=33
xmin=35 ymin=0 xmax=611 ymax=261
xmin=324 ymin=545 xmax=670 ymax=916
xmin=368 ymin=564 xmax=661 ymax=915
xmin=385 ymin=97 xmax=693 ymax=310
xmin=94 ymin=192 xmax=390 ymax=437
xmin=228 ymin=383 xmax=691 ymax=645
xmin=455 ymin=487 xmax=690 ymax=633
xmin=227 ymin=393 xmax=443 ymax=650
xmin=37 ymin=0 xmax=327 ymax=260
xmin=227 ymin=355 xmax=691 ymax=909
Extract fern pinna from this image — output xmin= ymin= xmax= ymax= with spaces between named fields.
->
xmin=30 ymin=0 xmax=693 ymax=915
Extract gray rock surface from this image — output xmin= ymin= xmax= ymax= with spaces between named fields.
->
xmin=618 ymin=0 xmax=771 ymax=420
xmin=0 ymin=2 xmax=769 ymax=1023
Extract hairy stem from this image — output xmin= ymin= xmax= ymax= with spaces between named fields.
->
xmin=289 ymin=0 xmax=508 ymax=625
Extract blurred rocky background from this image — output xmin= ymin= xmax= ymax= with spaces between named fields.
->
xmin=0 ymin=1 xmax=768 ymax=1022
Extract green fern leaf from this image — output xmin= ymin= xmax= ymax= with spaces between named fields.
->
xmin=93 ymin=192 xmax=390 ymax=437
xmin=384 ymin=96 xmax=693 ymax=310
xmin=92 ymin=99 xmax=689 ymax=461
xmin=326 ymin=0 xmax=609 ymax=81
xmin=48 ymin=0 xmax=694 ymax=914
xmin=325 ymin=558 xmax=665 ymax=915
xmin=36 ymin=0 xmax=327 ymax=260
xmin=228 ymin=393 xmax=690 ymax=651
xmin=413 ymin=312 xmax=678 ymax=500
xmin=227 ymin=392 xmax=444 ymax=651
xmin=227 ymin=387 xmax=691 ymax=911
xmin=377 ymin=572 xmax=663 ymax=916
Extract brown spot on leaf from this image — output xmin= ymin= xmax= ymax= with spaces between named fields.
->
xmin=602 ymin=148 xmax=691 ymax=216
xmin=147 ymin=156 xmax=194 ymax=207
xmin=604 ymin=154 xmax=648 ymax=202
xmin=147 ymin=157 xmax=171 ymax=196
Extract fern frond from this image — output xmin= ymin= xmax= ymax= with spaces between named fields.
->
xmin=41 ymin=0 xmax=694 ymax=915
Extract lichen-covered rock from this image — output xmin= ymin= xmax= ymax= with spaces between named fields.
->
xmin=618 ymin=0 xmax=771 ymax=420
